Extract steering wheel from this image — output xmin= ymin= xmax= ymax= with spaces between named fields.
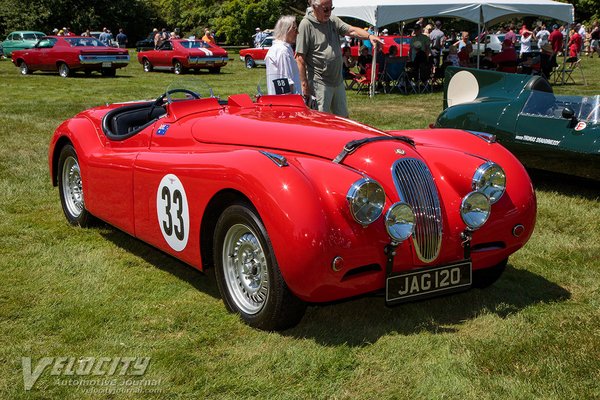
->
xmin=148 ymin=88 xmax=201 ymax=119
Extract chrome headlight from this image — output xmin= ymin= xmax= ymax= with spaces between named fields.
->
xmin=347 ymin=178 xmax=385 ymax=225
xmin=385 ymin=202 xmax=415 ymax=242
xmin=472 ymin=161 xmax=506 ymax=204
xmin=461 ymin=191 xmax=491 ymax=230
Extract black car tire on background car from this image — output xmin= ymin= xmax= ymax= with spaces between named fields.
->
xmin=58 ymin=62 xmax=71 ymax=78
xmin=143 ymin=59 xmax=153 ymax=72
xmin=57 ymin=145 xmax=93 ymax=227
xmin=101 ymin=68 xmax=116 ymax=77
xmin=472 ymin=258 xmax=507 ymax=288
xmin=245 ymin=56 xmax=255 ymax=69
xmin=173 ymin=60 xmax=185 ymax=75
xmin=213 ymin=203 xmax=306 ymax=331
xmin=208 ymin=67 xmax=221 ymax=74
xmin=19 ymin=61 xmax=32 ymax=75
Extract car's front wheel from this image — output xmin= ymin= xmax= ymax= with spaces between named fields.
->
xmin=58 ymin=62 xmax=71 ymax=78
xmin=143 ymin=58 xmax=153 ymax=72
xmin=19 ymin=61 xmax=32 ymax=75
xmin=213 ymin=203 xmax=306 ymax=330
xmin=472 ymin=258 xmax=507 ymax=288
xmin=57 ymin=145 xmax=92 ymax=227
xmin=245 ymin=56 xmax=255 ymax=69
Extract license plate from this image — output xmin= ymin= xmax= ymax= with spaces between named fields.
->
xmin=386 ymin=261 xmax=472 ymax=305
xmin=102 ymin=62 xmax=112 ymax=68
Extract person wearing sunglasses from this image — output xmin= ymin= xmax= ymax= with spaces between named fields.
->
xmin=295 ymin=0 xmax=383 ymax=117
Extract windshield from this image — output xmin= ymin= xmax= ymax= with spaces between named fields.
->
xmin=178 ymin=40 xmax=209 ymax=49
xmin=23 ymin=33 xmax=43 ymax=40
xmin=521 ymin=92 xmax=600 ymax=124
xmin=65 ymin=37 xmax=107 ymax=47
xmin=164 ymin=78 xmax=216 ymax=103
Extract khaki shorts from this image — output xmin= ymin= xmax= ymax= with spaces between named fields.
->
xmin=311 ymin=80 xmax=348 ymax=117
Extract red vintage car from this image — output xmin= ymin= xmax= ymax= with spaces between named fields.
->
xmin=49 ymin=82 xmax=536 ymax=330
xmin=11 ymin=36 xmax=130 ymax=77
xmin=239 ymin=36 xmax=273 ymax=68
xmin=351 ymin=35 xmax=412 ymax=57
xmin=137 ymin=39 xmax=228 ymax=74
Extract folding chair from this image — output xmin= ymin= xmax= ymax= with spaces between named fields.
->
xmin=381 ymin=57 xmax=407 ymax=94
xmin=353 ymin=63 xmax=380 ymax=94
xmin=554 ymin=57 xmax=587 ymax=85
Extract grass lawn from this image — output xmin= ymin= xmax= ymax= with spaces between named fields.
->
xmin=0 ymin=52 xmax=599 ymax=399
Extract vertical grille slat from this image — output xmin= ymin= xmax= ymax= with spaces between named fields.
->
xmin=392 ymin=159 xmax=443 ymax=263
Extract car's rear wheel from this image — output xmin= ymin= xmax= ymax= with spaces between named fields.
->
xmin=57 ymin=145 xmax=92 ymax=227
xmin=143 ymin=58 xmax=153 ymax=72
xmin=213 ymin=203 xmax=306 ymax=330
xmin=58 ymin=63 xmax=71 ymax=78
xmin=472 ymin=258 xmax=507 ymax=288
xmin=173 ymin=60 xmax=185 ymax=74
xmin=19 ymin=61 xmax=32 ymax=75
xmin=101 ymin=68 xmax=116 ymax=77
xmin=245 ymin=56 xmax=255 ymax=69
xmin=208 ymin=67 xmax=221 ymax=74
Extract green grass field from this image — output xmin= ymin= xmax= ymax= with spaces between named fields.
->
xmin=1 ymin=53 xmax=599 ymax=399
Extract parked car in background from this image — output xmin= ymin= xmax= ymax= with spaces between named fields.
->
xmin=435 ymin=67 xmax=599 ymax=180
xmin=443 ymin=34 xmax=539 ymax=57
xmin=90 ymin=31 xmax=117 ymax=47
xmin=2 ymin=31 xmax=46 ymax=57
xmin=12 ymin=36 xmax=130 ymax=77
xmin=350 ymin=35 xmax=411 ymax=57
xmin=137 ymin=39 xmax=228 ymax=74
xmin=239 ymin=36 xmax=273 ymax=68
xmin=48 ymin=79 xmax=536 ymax=330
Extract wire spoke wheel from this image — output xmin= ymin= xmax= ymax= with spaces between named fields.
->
xmin=61 ymin=156 xmax=84 ymax=218
xmin=222 ymin=224 xmax=269 ymax=314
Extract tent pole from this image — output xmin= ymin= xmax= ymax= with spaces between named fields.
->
xmin=477 ymin=7 xmax=483 ymax=69
xmin=370 ymin=27 xmax=379 ymax=98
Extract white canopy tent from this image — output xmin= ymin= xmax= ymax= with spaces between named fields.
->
xmin=333 ymin=0 xmax=574 ymax=95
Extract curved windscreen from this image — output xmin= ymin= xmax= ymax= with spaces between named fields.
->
xmin=521 ymin=92 xmax=600 ymax=124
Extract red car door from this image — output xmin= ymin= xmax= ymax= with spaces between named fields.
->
xmin=155 ymin=41 xmax=174 ymax=67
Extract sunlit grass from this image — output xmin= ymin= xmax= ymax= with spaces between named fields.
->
xmin=0 ymin=53 xmax=599 ymax=399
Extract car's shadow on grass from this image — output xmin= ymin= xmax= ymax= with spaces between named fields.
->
xmin=98 ymin=226 xmax=569 ymax=346
xmin=284 ymin=264 xmax=570 ymax=346
xmin=100 ymin=228 xmax=221 ymax=299
xmin=528 ymin=168 xmax=600 ymax=200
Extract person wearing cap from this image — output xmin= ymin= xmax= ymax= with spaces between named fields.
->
xmin=381 ymin=28 xmax=389 ymax=36
xmin=253 ymin=28 xmax=265 ymax=47
xmin=295 ymin=0 xmax=383 ymax=117
xmin=428 ymin=20 xmax=445 ymax=69
xmin=492 ymin=38 xmax=518 ymax=72
xmin=52 ymin=28 xmax=59 ymax=35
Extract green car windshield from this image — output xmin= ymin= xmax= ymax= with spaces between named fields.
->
xmin=522 ymin=92 xmax=600 ymax=124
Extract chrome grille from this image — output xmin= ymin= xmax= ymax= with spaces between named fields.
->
xmin=392 ymin=158 xmax=442 ymax=263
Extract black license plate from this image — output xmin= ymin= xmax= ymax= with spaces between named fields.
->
xmin=386 ymin=261 xmax=472 ymax=305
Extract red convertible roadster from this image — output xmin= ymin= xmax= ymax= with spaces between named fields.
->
xmin=137 ymin=39 xmax=228 ymax=74
xmin=49 ymin=81 xmax=536 ymax=330
xmin=12 ymin=36 xmax=129 ymax=77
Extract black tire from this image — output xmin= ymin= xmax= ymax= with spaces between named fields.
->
xmin=173 ymin=60 xmax=185 ymax=74
xmin=143 ymin=58 xmax=153 ymax=72
xmin=101 ymin=68 xmax=116 ymax=77
xmin=245 ymin=56 xmax=255 ymax=69
xmin=208 ymin=67 xmax=221 ymax=74
xmin=213 ymin=203 xmax=306 ymax=330
xmin=57 ymin=145 xmax=93 ymax=227
xmin=58 ymin=62 xmax=71 ymax=78
xmin=472 ymin=258 xmax=507 ymax=288
xmin=84 ymin=70 xmax=92 ymax=77
xmin=19 ymin=61 xmax=32 ymax=75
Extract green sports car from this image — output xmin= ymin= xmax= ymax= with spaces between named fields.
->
xmin=435 ymin=67 xmax=599 ymax=181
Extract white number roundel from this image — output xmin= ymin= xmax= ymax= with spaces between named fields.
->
xmin=156 ymin=174 xmax=189 ymax=251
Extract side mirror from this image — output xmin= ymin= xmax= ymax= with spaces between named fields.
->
xmin=562 ymin=107 xmax=575 ymax=120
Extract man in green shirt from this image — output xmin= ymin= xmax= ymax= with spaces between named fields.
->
xmin=295 ymin=0 xmax=382 ymax=117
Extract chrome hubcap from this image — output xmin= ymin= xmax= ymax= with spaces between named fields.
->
xmin=62 ymin=156 xmax=84 ymax=217
xmin=59 ymin=65 xmax=68 ymax=77
xmin=174 ymin=63 xmax=181 ymax=74
xmin=144 ymin=61 xmax=150 ymax=71
xmin=222 ymin=224 xmax=269 ymax=314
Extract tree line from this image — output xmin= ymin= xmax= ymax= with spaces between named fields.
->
xmin=0 ymin=0 xmax=596 ymax=45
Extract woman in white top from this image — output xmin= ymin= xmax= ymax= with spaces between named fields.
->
xmin=265 ymin=15 xmax=301 ymax=95
xmin=519 ymin=29 xmax=534 ymax=58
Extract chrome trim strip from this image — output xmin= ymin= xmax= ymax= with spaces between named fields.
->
xmin=466 ymin=130 xmax=496 ymax=143
xmin=259 ymin=151 xmax=288 ymax=167
xmin=188 ymin=57 xmax=227 ymax=64
xmin=391 ymin=158 xmax=443 ymax=263
xmin=78 ymin=55 xmax=130 ymax=63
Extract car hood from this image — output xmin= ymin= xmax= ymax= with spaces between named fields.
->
xmin=190 ymin=106 xmax=414 ymax=161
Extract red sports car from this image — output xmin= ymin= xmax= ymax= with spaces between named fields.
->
xmin=49 ymin=82 xmax=536 ymax=330
xmin=351 ymin=35 xmax=411 ymax=57
xmin=239 ymin=36 xmax=273 ymax=68
xmin=137 ymin=39 xmax=228 ymax=74
xmin=11 ymin=36 xmax=130 ymax=77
